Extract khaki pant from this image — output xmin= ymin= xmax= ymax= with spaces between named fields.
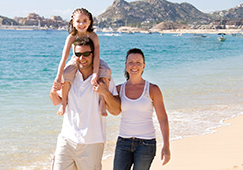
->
xmin=52 ymin=136 xmax=104 ymax=170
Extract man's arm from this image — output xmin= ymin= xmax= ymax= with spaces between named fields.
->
xmin=104 ymin=93 xmax=121 ymax=116
xmin=93 ymin=82 xmax=121 ymax=116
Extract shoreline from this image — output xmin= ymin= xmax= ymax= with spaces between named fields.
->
xmin=102 ymin=113 xmax=243 ymax=170
xmin=0 ymin=26 xmax=242 ymax=35
xmin=156 ymin=28 xmax=243 ymax=34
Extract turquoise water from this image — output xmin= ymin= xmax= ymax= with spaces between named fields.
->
xmin=0 ymin=29 xmax=243 ymax=169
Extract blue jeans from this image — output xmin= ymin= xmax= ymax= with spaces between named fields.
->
xmin=113 ymin=137 xmax=156 ymax=170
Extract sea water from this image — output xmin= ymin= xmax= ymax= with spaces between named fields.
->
xmin=0 ymin=29 xmax=243 ymax=169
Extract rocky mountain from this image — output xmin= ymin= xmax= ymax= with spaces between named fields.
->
xmin=152 ymin=21 xmax=190 ymax=30
xmin=0 ymin=15 xmax=20 ymax=25
xmin=210 ymin=3 xmax=243 ymax=20
xmin=14 ymin=13 xmax=68 ymax=29
xmin=1 ymin=1 xmax=242 ymax=30
xmin=97 ymin=0 xmax=212 ymax=28
xmin=0 ymin=13 xmax=68 ymax=29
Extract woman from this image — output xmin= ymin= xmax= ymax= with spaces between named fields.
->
xmin=113 ymin=48 xmax=170 ymax=170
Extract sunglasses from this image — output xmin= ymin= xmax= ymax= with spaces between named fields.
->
xmin=75 ymin=51 xmax=92 ymax=57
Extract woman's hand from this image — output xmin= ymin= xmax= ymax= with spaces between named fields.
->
xmin=161 ymin=145 xmax=171 ymax=165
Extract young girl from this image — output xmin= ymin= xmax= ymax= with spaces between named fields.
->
xmin=54 ymin=8 xmax=111 ymax=116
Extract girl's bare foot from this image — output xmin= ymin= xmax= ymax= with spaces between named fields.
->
xmin=100 ymin=109 xmax=108 ymax=117
xmin=57 ymin=104 xmax=66 ymax=116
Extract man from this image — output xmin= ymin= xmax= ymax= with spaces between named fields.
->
xmin=50 ymin=37 xmax=121 ymax=170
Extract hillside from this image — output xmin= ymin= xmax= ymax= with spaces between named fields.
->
xmin=97 ymin=0 xmax=211 ymax=28
xmin=1 ymin=1 xmax=242 ymax=30
xmin=210 ymin=3 xmax=243 ymax=20
xmin=0 ymin=15 xmax=20 ymax=25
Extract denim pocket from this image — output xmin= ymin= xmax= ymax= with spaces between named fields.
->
xmin=117 ymin=136 xmax=125 ymax=142
xmin=116 ymin=137 xmax=132 ymax=152
xmin=142 ymin=139 xmax=156 ymax=146
xmin=141 ymin=139 xmax=156 ymax=156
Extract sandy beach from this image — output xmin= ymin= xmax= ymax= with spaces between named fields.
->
xmin=1 ymin=29 xmax=243 ymax=169
xmin=116 ymin=26 xmax=242 ymax=34
xmin=102 ymin=114 xmax=243 ymax=170
xmin=158 ymin=29 xmax=242 ymax=34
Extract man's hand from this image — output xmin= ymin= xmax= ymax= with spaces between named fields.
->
xmin=93 ymin=81 xmax=108 ymax=97
xmin=49 ymin=84 xmax=62 ymax=106
xmin=53 ymin=77 xmax=62 ymax=90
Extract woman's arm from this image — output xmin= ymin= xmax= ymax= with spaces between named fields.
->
xmin=94 ymin=83 xmax=121 ymax=116
xmin=150 ymin=84 xmax=171 ymax=166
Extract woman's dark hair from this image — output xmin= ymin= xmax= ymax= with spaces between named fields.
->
xmin=124 ymin=48 xmax=145 ymax=80
xmin=68 ymin=8 xmax=94 ymax=35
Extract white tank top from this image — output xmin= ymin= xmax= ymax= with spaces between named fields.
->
xmin=119 ymin=81 xmax=156 ymax=139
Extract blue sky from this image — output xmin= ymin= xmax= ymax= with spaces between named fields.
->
xmin=1 ymin=0 xmax=242 ymax=19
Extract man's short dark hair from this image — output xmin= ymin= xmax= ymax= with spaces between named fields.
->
xmin=73 ymin=37 xmax=94 ymax=52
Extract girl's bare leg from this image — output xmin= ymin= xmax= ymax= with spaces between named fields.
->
xmin=99 ymin=77 xmax=110 ymax=116
xmin=57 ymin=81 xmax=70 ymax=116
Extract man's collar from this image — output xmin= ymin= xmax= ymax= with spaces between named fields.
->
xmin=76 ymin=70 xmax=93 ymax=81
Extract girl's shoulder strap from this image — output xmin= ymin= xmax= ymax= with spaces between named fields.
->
xmin=76 ymin=35 xmax=80 ymax=40
xmin=87 ymin=31 xmax=94 ymax=38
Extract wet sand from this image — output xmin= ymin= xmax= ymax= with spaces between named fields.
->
xmin=102 ymin=114 xmax=243 ymax=170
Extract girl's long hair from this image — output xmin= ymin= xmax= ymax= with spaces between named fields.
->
xmin=68 ymin=8 xmax=94 ymax=36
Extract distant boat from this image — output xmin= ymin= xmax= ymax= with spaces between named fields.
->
xmin=139 ymin=30 xmax=150 ymax=34
xmin=218 ymin=37 xmax=226 ymax=41
xmin=57 ymin=26 xmax=67 ymax=31
xmin=102 ymin=33 xmax=121 ymax=36
xmin=231 ymin=33 xmax=243 ymax=37
xmin=193 ymin=33 xmax=208 ymax=38
xmin=218 ymin=33 xmax=226 ymax=41
xmin=102 ymin=27 xmax=114 ymax=33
